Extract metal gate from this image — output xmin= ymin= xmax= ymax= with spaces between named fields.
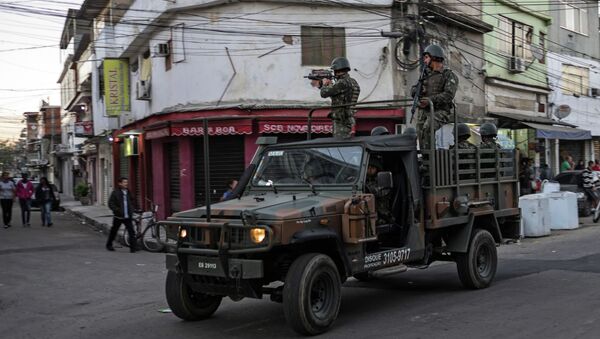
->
xmin=194 ymin=136 xmax=245 ymax=206
xmin=165 ymin=142 xmax=180 ymax=213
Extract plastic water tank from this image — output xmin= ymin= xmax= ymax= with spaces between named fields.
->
xmin=547 ymin=191 xmax=579 ymax=230
xmin=518 ymin=193 xmax=551 ymax=237
xmin=541 ymin=180 xmax=561 ymax=193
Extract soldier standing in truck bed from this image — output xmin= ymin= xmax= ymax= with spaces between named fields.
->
xmin=412 ymin=44 xmax=459 ymax=149
xmin=479 ymin=122 xmax=500 ymax=150
xmin=450 ymin=123 xmax=476 ymax=179
xmin=319 ymin=57 xmax=361 ymax=139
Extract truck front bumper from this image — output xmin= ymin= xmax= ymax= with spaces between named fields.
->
xmin=166 ymin=253 xmax=264 ymax=279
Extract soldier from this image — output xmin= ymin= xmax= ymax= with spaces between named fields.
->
xmin=450 ymin=123 xmax=476 ymax=179
xmin=412 ymin=44 xmax=459 ymax=149
xmin=479 ymin=122 xmax=500 ymax=150
xmin=317 ymin=57 xmax=361 ymax=139
xmin=450 ymin=123 xmax=476 ymax=150
xmin=364 ymin=156 xmax=393 ymax=225
xmin=479 ymin=122 xmax=500 ymax=178
xmin=370 ymin=126 xmax=390 ymax=136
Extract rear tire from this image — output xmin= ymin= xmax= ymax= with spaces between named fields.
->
xmin=165 ymin=271 xmax=222 ymax=321
xmin=283 ymin=253 xmax=342 ymax=335
xmin=141 ymin=223 xmax=166 ymax=252
xmin=455 ymin=229 xmax=497 ymax=289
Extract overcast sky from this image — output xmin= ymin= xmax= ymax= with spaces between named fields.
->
xmin=0 ymin=0 xmax=83 ymax=141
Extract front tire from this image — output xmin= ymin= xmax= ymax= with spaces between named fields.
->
xmin=165 ymin=271 xmax=222 ymax=321
xmin=283 ymin=253 xmax=342 ymax=335
xmin=455 ymin=229 xmax=497 ymax=289
xmin=141 ymin=223 xmax=166 ymax=252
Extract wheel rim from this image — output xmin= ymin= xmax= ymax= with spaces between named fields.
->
xmin=309 ymin=272 xmax=335 ymax=320
xmin=476 ymin=243 xmax=493 ymax=278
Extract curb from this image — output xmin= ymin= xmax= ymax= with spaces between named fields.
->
xmin=64 ymin=208 xmax=111 ymax=236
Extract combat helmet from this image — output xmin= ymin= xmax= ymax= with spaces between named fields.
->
xmin=457 ymin=123 xmax=471 ymax=138
xmin=480 ymin=122 xmax=498 ymax=137
xmin=423 ymin=44 xmax=445 ymax=60
xmin=331 ymin=57 xmax=351 ymax=72
xmin=403 ymin=126 xmax=417 ymax=137
xmin=371 ymin=126 xmax=390 ymax=136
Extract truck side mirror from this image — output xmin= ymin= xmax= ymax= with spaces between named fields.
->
xmin=377 ymin=171 xmax=393 ymax=190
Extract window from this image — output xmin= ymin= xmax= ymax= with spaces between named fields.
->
xmin=301 ymin=26 xmax=346 ymax=66
xmin=497 ymin=16 xmax=534 ymax=61
xmin=539 ymin=32 xmax=546 ymax=64
xmin=560 ymin=0 xmax=588 ymax=35
xmin=561 ymin=64 xmax=590 ymax=96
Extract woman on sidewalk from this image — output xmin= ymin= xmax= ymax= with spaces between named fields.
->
xmin=35 ymin=177 xmax=56 ymax=227
xmin=0 ymin=171 xmax=16 ymax=228
xmin=16 ymin=173 xmax=34 ymax=227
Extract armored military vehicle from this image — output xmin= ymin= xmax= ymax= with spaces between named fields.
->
xmin=160 ymin=110 xmax=520 ymax=335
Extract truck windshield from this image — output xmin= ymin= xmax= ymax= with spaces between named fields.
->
xmin=252 ymin=146 xmax=363 ymax=187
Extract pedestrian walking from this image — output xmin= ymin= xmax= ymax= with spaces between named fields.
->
xmin=592 ymin=159 xmax=600 ymax=171
xmin=575 ymin=159 xmax=585 ymax=170
xmin=35 ymin=177 xmax=56 ymax=227
xmin=220 ymin=179 xmax=238 ymax=202
xmin=539 ymin=163 xmax=552 ymax=181
xmin=106 ymin=177 xmax=137 ymax=253
xmin=15 ymin=173 xmax=34 ymax=227
xmin=0 ymin=171 xmax=16 ymax=228
xmin=316 ymin=57 xmax=360 ymax=139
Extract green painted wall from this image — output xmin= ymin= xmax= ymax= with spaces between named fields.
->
xmin=482 ymin=0 xmax=551 ymax=88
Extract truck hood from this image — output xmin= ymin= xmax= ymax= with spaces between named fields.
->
xmin=171 ymin=192 xmax=349 ymax=221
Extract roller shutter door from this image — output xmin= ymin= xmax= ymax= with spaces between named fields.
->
xmin=194 ymin=136 xmax=245 ymax=206
xmin=166 ymin=142 xmax=181 ymax=213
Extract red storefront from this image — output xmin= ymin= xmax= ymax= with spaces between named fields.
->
xmin=114 ymin=107 xmax=404 ymax=219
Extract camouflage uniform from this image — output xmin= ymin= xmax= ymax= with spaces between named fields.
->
xmin=365 ymin=174 xmax=393 ymax=225
xmin=321 ymin=73 xmax=360 ymax=138
xmin=450 ymin=140 xmax=477 ymax=179
xmin=415 ymin=68 xmax=459 ymax=149
xmin=480 ymin=140 xmax=500 ymax=150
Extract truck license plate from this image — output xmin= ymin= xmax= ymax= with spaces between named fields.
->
xmin=187 ymin=256 xmax=225 ymax=277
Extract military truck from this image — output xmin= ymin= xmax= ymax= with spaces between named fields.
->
xmin=160 ymin=110 xmax=521 ymax=335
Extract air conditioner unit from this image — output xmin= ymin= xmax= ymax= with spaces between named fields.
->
xmin=591 ymin=88 xmax=600 ymax=97
xmin=153 ymin=43 xmax=170 ymax=57
xmin=508 ymin=56 xmax=525 ymax=73
xmin=136 ymin=80 xmax=151 ymax=100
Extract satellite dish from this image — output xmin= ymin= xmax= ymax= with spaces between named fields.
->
xmin=531 ymin=45 xmax=545 ymax=62
xmin=554 ymin=104 xmax=571 ymax=120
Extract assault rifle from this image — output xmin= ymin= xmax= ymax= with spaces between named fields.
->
xmin=304 ymin=69 xmax=334 ymax=81
xmin=409 ymin=64 xmax=428 ymax=124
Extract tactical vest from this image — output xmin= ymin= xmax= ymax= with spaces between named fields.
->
xmin=422 ymin=69 xmax=454 ymax=111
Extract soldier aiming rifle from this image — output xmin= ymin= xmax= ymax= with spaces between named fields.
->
xmin=309 ymin=57 xmax=360 ymax=139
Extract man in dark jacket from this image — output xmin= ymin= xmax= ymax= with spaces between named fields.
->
xmin=106 ymin=177 xmax=137 ymax=252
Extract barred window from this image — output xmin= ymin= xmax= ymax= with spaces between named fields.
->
xmin=301 ymin=26 xmax=346 ymax=66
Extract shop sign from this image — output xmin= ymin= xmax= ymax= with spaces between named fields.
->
xmin=259 ymin=122 xmax=334 ymax=134
xmin=75 ymin=121 xmax=94 ymax=137
xmin=103 ymin=58 xmax=130 ymax=116
xmin=171 ymin=123 xmax=252 ymax=136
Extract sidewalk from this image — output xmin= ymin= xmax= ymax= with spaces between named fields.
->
xmin=62 ymin=197 xmax=113 ymax=235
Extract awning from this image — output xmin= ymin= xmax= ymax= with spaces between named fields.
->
xmin=523 ymin=122 xmax=592 ymax=140
xmin=489 ymin=111 xmax=576 ymax=128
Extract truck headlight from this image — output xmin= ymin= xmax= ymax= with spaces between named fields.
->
xmin=179 ymin=228 xmax=187 ymax=239
xmin=250 ymin=228 xmax=266 ymax=243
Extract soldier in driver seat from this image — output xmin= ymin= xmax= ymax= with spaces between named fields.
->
xmin=364 ymin=156 xmax=393 ymax=225
xmin=303 ymin=159 xmax=334 ymax=184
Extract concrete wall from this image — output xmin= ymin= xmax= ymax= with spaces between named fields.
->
xmin=119 ymin=2 xmax=394 ymax=120
xmin=547 ymin=0 xmax=600 ymax=59
xmin=547 ymin=52 xmax=600 ymax=136
xmin=482 ymin=0 xmax=551 ymax=88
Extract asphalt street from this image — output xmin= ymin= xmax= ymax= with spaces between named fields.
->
xmin=1 ymin=206 xmax=600 ymax=339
